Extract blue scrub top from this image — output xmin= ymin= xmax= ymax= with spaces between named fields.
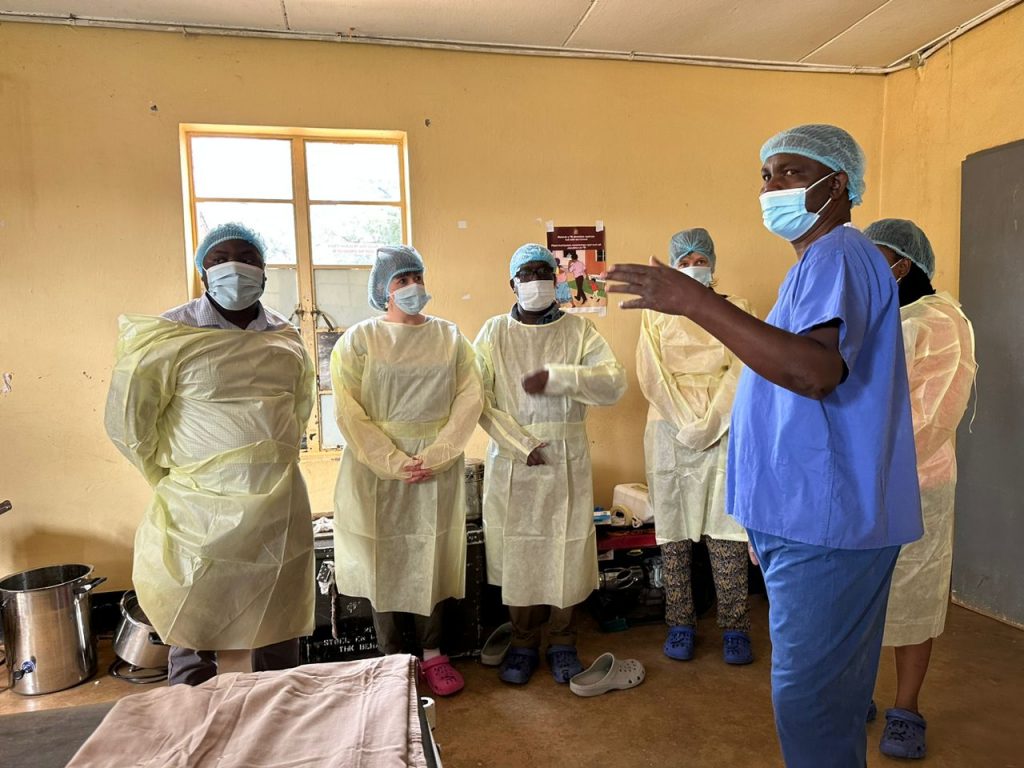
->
xmin=727 ymin=225 xmax=923 ymax=550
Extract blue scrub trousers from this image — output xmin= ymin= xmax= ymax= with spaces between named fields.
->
xmin=749 ymin=530 xmax=899 ymax=768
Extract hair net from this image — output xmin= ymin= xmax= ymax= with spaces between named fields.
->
xmin=194 ymin=222 xmax=267 ymax=275
xmin=668 ymin=228 xmax=717 ymax=269
xmin=368 ymin=245 xmax=426 ymax=311
xmin=509 ymin=243 xmax=557 ymax=279
xmin=760 ymin=124 xmax=867 ymax=206
xmin=864 ymin=218 xmax=936 ymax=279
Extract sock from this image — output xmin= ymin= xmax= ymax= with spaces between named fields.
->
xmin=423 ymin=648 xmax=442 ymax=661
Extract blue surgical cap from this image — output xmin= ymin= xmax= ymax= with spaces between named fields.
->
xmin=864 ymin=218 xmax=936 ymax=279
xmin=760 ymin=124 xmax=866 ymax=206
xmin=194 ymin=222 xmax=267 ymax=275
xmin=669 ymin=228 xmax=717 ymax=270
xmin=509 ymin=243 xmax=557 ymax=279
xmin=368 ymin=245 xmax=425 ymax=311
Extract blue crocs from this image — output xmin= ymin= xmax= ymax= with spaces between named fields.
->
xmin=546 ymin=644 xmax=583 ymax=684
xmin=880 ymin=708 xmax=927 ymax=759
xmin=499 ymin=647 xmax=539 ymax=685
xmin=663 ymin=625 xmax=696 ymax=661
xmin=723 ymin=631 xmax=754 ymax=665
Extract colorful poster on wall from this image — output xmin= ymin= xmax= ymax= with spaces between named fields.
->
xmin=545 ymin=223 xmax=607 ymax=316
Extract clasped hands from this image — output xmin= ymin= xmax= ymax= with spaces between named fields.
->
xmin=402 ymin=457 xmax=434 ymax=484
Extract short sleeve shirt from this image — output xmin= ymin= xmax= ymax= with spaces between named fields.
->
xmin=727 ymin=225 xmax=923 ymax=549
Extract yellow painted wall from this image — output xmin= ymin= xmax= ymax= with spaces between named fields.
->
xmin=0 ymin=23 xmax=891 ymax=588
xmin=878 ymin=2 xmax=1024 ymax=295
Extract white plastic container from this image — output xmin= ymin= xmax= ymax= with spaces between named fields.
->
xmin=610 ymin=483 xmax=653 ymax=526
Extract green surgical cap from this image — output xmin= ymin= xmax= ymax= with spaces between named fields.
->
xmin=194 ymin=222 xmax=267 ymax=275
xmin=369 ymin=245 xmax=425 ymax=311
xmin=668 ymin=228 xmax=716 ymax=269
xmin=509 ymin=243 xmax=557 ymax=279
xmin=760 ymin=124 xmax=866 ymax=206
xmin=864 ymin=218 xmax=936 ymax=279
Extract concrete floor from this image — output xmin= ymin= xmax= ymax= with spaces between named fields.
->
xmin=1 ymin=600 xmax=1020 ymax=767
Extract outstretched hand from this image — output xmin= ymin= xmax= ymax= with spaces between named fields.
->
xmin=606 ymin=256 xmax=708 ymax=316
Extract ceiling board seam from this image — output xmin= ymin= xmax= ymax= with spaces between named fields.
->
xmin=797 ymin=0 xmax=893 ymax=63
xmin=280 ymin=0 xmax=290 ymax=31
xmin=562 ymin=0 xmax=599 ymax=48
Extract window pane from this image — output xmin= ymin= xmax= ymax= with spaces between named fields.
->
xmin=306 ymin=142 xmax=401 ymax=202
xmin=195 ymin=202 xmax=297 ymax=265
xmin=319 ymin=394 xmax=345 ymax=449
xmin=310 ymin=204 xmax=402 ymax=265
xmin=191 ymin=137 xmax=293 ymax=200
xmin=263 ymin=267 xmax=299 ymax=323
xmin=314 ymin=269 xmax=376 ymax=331
xmin=316 ymin=330 xmax=343 ymax=390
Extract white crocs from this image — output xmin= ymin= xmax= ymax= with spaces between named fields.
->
xmin=480 ymin=622 xmax=513 ymax=666
xmin=569 ymin=652 xmax=645 ymax=697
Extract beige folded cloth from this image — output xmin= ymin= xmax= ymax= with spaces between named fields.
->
xmin=67 ymin=655 xmax=428 ymax=767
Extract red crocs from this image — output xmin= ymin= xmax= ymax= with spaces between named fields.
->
xmin=420 ymin=655 xmax=464 ymax=697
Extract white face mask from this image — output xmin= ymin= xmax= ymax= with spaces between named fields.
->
xmin=679 ymin=265 xmax=713 ymax=287
xmin=391 ymin=283 xmax=431 ymax=315
xmin=515 ymin=279 xmax=557 ymax=312
xmin=205 ymin=262 xmax=265 ymax=311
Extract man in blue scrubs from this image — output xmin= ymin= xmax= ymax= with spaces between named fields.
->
xmin=608 ymin=124 xmax=922 ymax=767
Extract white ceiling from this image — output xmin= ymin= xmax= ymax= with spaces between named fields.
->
xmin=2 ymin=0 xmax=1017 ymax=70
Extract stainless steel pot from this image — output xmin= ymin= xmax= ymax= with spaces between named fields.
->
xmin=0 ymin=563 xmax=106 ymax=695
xmin=113 ymin=591 xmax=168 ymax=669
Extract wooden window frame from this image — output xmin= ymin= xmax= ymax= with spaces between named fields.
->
xmin=179 ymin=123 xmax=411 ymax=455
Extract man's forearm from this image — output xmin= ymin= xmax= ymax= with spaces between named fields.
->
xmin=688 ymin=293 xmax=844 ymax=399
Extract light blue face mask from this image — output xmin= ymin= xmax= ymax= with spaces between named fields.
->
xmin=391 ymin=283 xmax=431 ymax=315
xmin=205 ymin=261 xmax=265 ymax=311
xmin=759 ymin=171 xmax=837 ymax=241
